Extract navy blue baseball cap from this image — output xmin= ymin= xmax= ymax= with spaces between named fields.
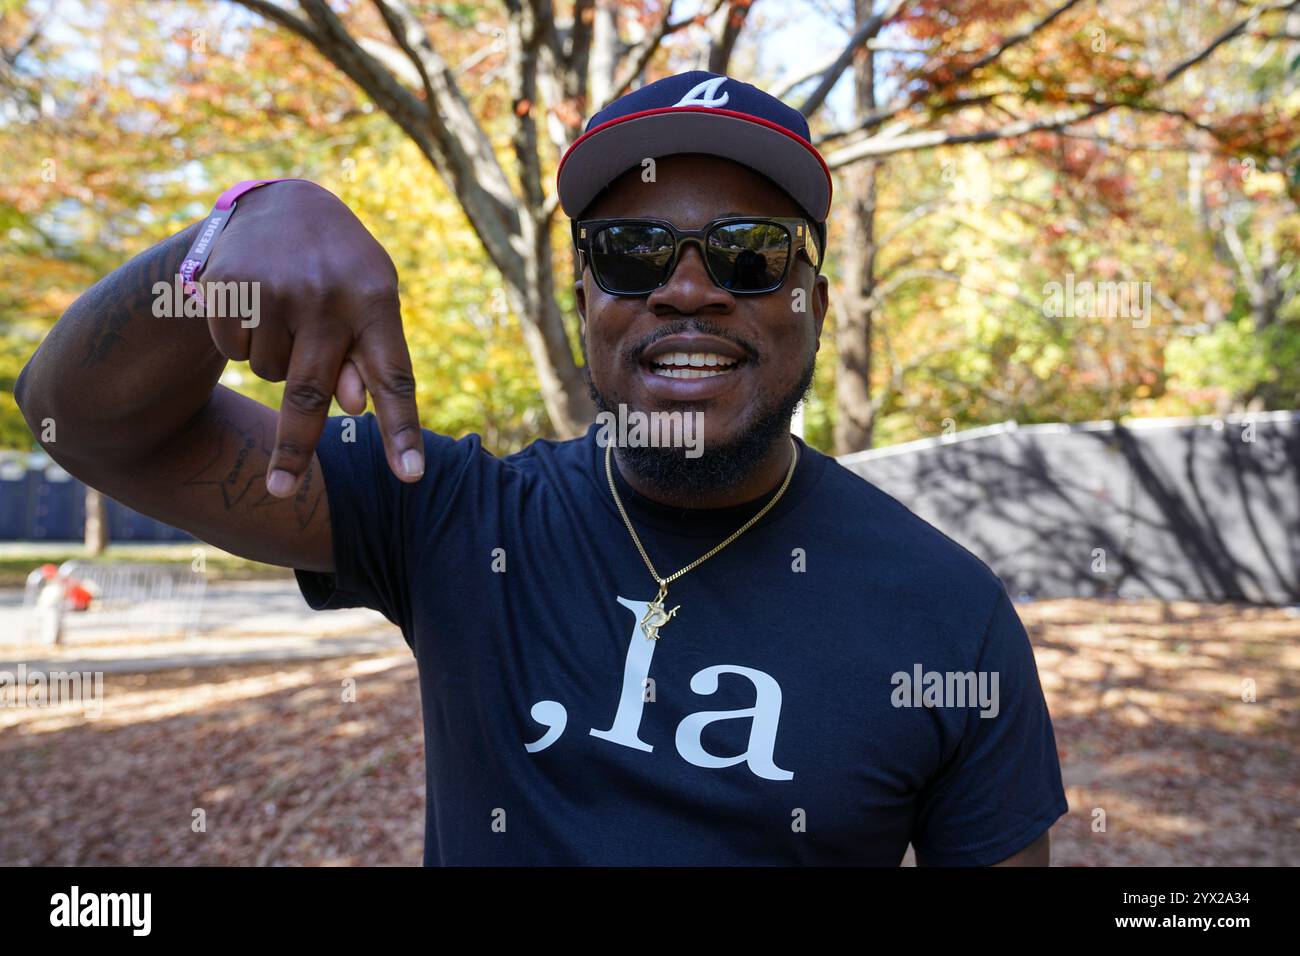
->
xmin=557 ymin=71 xmax=831 ymax=254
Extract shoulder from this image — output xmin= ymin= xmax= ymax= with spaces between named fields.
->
xmin=404 ymin=417 xmax=596 ymax=502
xmin=823 ymin=455 xmax=1000 ymax=582
xmin=334 ymin=412 xmax=586 ymax=474
xmin=814 ymin=452 xmax=1007 ymax=627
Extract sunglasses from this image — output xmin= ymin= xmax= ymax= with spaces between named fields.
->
xmin=574 ymin=216 xmax=821 ymax=297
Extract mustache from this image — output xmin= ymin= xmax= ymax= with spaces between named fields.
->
xmin=625 ymin=319 xmax=760 ymax=369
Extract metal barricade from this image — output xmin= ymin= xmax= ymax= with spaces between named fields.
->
xmin=21 ymin=561 xmax=206 ymax=645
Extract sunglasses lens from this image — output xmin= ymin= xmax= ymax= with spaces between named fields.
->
xmin=590 ymin=224 xmax=675 ymax=294
xmin=707 ymin=222 xmax=791 ymax=292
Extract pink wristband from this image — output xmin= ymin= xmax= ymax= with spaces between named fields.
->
xmin=178 ymin=178 xmax=311 ymax=298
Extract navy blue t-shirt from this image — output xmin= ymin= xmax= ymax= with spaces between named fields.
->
xmin=295 ymin=414 xmax=1068 ymax=865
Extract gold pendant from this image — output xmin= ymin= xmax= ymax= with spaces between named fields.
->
xmin=639 ymin=585 xmax=680 ymax=641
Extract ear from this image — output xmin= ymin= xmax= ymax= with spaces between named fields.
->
xmin=575 ymin=276 xmax=588 ymax=340
xmin=812 ymin=273 xmax=829 ymax=350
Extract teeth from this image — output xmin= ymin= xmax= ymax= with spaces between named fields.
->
xmin=651 ymin=367 xmax=731 ymax=379
xmin=651 ymin=351 xmax=738 ymax=369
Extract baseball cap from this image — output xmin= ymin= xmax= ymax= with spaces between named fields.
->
xmin=557 ymin=71 xmax=832 ymax=255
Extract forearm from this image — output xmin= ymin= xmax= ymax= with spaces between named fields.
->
xmin=12 ymin=178 xmax=417 ymax=571
xmin=16 ymin=219 xmax=228 ymax=465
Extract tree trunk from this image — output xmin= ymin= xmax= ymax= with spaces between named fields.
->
xmin=589 ymin=0 xmax=619 ymax=109
xmin=833 ymin=0 xmax=880 ymax=456
xmin=513 ymin=254 xmax=594 ymax=436
xmin=84 ymin=487 xmax=108 ymax=557
xmin=506 ymin=1 xmax=595 ymax=436
xmin=835 ymin=160 xmax=880 ymax=454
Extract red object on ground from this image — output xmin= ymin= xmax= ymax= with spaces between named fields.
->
xmin=66 ymin=581 xmax=94 ymax=611
xmin=40 ymin=564 xmax=94 ymax=611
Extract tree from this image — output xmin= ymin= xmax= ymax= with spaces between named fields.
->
xmin=5 ymin=0 xmax=1296 ymax=456
xmin=784 ymin=0 xmax=1299 ymax=450
xmin=193 ymin=0 xmax=750 ymax=437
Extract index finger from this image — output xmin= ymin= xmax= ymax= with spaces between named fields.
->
xmin=352 ymin=321 xmax=424 ymax=482
xmin=266 ymin=332 xmax=349 ymax=498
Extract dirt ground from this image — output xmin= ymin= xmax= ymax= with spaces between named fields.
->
xmin=1 ymin=598 xmax=1295 ymax=866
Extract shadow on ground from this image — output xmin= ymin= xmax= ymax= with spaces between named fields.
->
xmin=0 ymin=598 xmax=1295 ymax=865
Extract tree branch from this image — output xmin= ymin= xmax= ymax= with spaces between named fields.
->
xmin=798 ymin=0 xmax=907 ymax=118
xmin=825 ymin=0 xmax=1295 ymax=168
xmin=938 ymin=0 xmax=1088 ymax=87
xmin=601 ymin=0 xmax=678 ymax=109
xmin=1163 ymin=0 xmax=1297 ymax=83
xmin=707 ymin=0 xmax=753 ymax=75
xmin=567 ymin=0 xmax=595 ymax=83
xmin=227 ymin=0 xmax=323 ymax=45
xmin=364 ymin=0 xmax=523 ymax=236
xmin=825 ymin=103 xmax=1110 ymax=166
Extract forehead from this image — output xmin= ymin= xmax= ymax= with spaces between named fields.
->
xmin=581 ymin=153 xmax=804 ymax=226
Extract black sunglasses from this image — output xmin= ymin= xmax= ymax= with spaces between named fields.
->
xmin=574 ymin=216 xmax=821 ymax=297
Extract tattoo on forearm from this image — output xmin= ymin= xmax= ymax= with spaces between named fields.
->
xmin=287 ymin=456 xmax=320 ymax=528
xmin=183 ymin=414 xmax=323 ymax=530
xmin=78 ymin=227 xmax=198 ymax=369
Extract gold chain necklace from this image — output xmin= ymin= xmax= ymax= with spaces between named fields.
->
xmin=604 ymin=435 xmax=799 ymax=640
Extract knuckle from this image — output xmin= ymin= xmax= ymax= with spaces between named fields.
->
xmin=283 ymin=380 xmax=332 ymax=415
xmin=388 ymin=422 xmax=422 ymax=443
xmin=297 ymin=278 xmax=329 ymax=309
xmin=372 ymin=365 xmax=417 ymax=400
xmin=272 ymin=273 xmax=326 ymax=315
xmin=353 ymin=276 xmax=399 ymax=307
xmin=275 ymin=438 xmax=308 ymax=460
xmin=257 ymin=281 xmax=290 ymax=316
xmin=351 ymin=296 xmax=402 ymax=338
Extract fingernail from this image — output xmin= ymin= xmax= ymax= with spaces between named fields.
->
xmin=400 ymin=449 xmax=424 ymax=478
xmin=267 ymin=469 xmax=296 ymax=497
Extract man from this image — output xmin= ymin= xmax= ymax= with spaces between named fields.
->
xmin=16 ymin=71 xmax=1068 ymax=866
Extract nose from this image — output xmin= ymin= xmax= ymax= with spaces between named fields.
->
xmin=645 ymin=240 xmax=735 ymax=317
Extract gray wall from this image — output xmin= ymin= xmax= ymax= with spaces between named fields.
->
xmin=839 ymin=412 xmax=1300 ymax=605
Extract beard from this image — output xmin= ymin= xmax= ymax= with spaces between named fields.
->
xmin=585 ymin=319 xmax=817 ymax=505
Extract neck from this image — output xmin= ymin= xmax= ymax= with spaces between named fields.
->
xmin=611 ymin=432 xmax=796 ymax=510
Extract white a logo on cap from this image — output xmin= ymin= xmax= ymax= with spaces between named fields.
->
xmin=672 ymin=76 xmax=729 ymax=109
